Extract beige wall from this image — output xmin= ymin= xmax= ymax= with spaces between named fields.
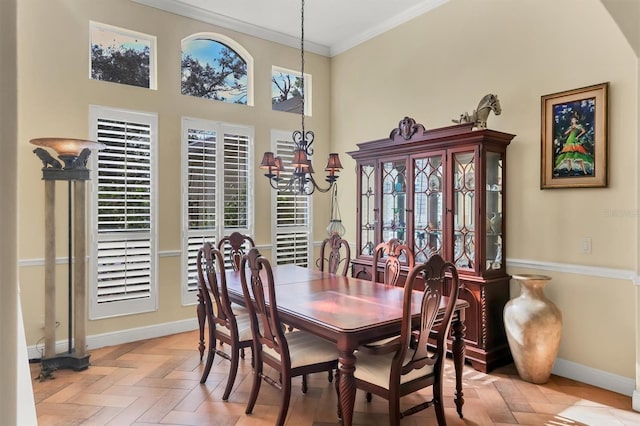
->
xmin=14 ymin=0 xmax=639 ymax=392
xmin=17 ymin=0 xmax=332 ymax=344
xmin=331 ymin=0 xmax=638 ymax=379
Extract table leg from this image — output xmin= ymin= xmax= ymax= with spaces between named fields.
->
xmin=451 ymin=316 xmax=466 ymax=418
xmin=338 ymin=351 xmax=357 ymax=426
xmin=197 ymin=291 xmax=206 ymax=361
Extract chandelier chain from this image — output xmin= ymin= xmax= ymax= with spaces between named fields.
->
xmin=300 ymin=0 xmax=305 ymax=135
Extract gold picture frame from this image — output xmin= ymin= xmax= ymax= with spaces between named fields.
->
xmin=541 ymin=82 xmax=608 ymax=189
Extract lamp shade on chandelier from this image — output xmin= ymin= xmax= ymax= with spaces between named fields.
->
xmin=260 ymin=0 xmax=342 ymax=195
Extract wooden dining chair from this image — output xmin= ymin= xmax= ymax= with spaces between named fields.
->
xmin=240 ymin=248 xmax=339 ymax=426
xmin=197 ymin=242 xmax=253 ymax=400
xmin=318 ymin=232 xmax=351 ymax=276
xmin=197 ymin=232 xmax=254 ymax=361
xmin=360 ymin=238 xmax=416 ymax=357
xmin=371 ymin=238 xmax=415 ymax=287
xmin=346 ymin=254 xmax=461 ymax=425
xmin=217 ymin=231 xmax=256 ymax=271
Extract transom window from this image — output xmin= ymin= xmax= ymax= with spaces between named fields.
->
xmin=181 ymin=33 xmax=254 ymax=106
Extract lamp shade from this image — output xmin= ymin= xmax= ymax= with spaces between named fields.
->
xmin=30 ymin=138 xmax=105 ymax=157
xmin=325 ymin=153 xmax=343 ymax=172
xmin=291 ymin=149 xmax=308 ymax=168
xmin=273 ymin=156 xmax=285 ymax=172
xmin=260 ymin=151 xmax=276 ymax=169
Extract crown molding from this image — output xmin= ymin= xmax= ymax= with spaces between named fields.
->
xmin=131 ymin=0 xmax=330 ymax=56
xmin=132 ymin=0 xmax=450 ymax=57
xmin=329 ymin=0 xmax=449 ymax=56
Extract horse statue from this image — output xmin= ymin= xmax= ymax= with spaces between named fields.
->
xmin=452 ymin=94 xmax=501 ymax=129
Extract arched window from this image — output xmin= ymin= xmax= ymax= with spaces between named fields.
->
xmin=181 ymin=33 xmax=254 ymax=106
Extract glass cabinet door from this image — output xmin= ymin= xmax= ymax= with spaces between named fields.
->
xmin=453 ymin=152 xmax=475 ymax=269
xmin=485 ymin=152 xmax=504 ymax=270
xmin=413 ymin=155 xmax=443 ymax=262
xmin=381 ymin=159 xmax=407 ymax=244
xmin=359 ymin=164 xmax=376 ymax=256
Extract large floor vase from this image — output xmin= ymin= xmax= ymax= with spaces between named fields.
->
xmin=503 ymin=274 xmax=562 ymax=384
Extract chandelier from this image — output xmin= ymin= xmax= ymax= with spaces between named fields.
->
xmin=260 ymin=0 xmax=342 ymax=195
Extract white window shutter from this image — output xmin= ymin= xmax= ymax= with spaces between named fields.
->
xmin=89 ymin=107 xmax=158 ymax=319
xmin=181 ymin=118 xmax=253 ymax=305
xmin=272 ymin=131 xmax=312 ymax=267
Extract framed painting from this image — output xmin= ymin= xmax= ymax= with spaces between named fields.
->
xmin=541 ymin=82 xmax=608 ymax=189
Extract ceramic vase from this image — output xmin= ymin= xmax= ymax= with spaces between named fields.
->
xmin=503 ymin=274 xmax=562 ymax=384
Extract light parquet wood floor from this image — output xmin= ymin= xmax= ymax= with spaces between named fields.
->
xmin=31 ymin=330 xmax=640 ymax=425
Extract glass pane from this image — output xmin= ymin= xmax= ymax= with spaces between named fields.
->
xmin=486 ymin=152 xmax=503 ymax=270
xmin=414 ymin=155 xmax=443 ymax=262
xmin=453 ymin=152 xmax=475 ymax=269
xmin=360 ymin=164 xmax=375 ymax=255
xmin=381 ymin=160 xmax=407 ymax=244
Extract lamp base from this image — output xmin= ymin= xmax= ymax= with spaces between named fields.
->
xmin=41 ymin=351 xmax=90 ymax=373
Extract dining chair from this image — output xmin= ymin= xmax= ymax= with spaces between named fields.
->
xmin=318 ymin=232 xmax=351 ymax=276
xmin=217 ymin=231 xmax=256 ymax=271
xmin=197 ymin=242 xmax=253 ymax=400
xmin=371 ymin=238 xmax=415 ymax=287
xmin=240 ymin=247 xmax=339 ymax=426
xmin=197 ymin=232 xmax=254 ymax=361
xmin=361 ymin=238 xmax=416 ymax=356
xmin=347 ymin=254 xmax=461 ymax=425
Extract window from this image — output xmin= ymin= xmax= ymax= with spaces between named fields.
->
xmin=271 ymin=66 xmax=312 ymax=115
xmin=90 ymin=21 xmax=157 ymax=90
xmin=181 ymin=33 xmax=254 ymax=106
xmin=182 ymin=118 xmax=253 ymax=304
xmin=89 ymin=106 xmax=158 ymax=319
xmin=271 ymin=130 xmax=312 ymax=266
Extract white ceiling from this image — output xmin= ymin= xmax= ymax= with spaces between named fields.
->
xmin=133 ymin=0 xmax=449 ymax=56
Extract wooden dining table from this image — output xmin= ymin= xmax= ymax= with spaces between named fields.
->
xmin=222 ymin=264 xmax=468 ymax=426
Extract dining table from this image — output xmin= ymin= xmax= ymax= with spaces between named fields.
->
xmin=222 ymin=263 xmax=468 ymax=426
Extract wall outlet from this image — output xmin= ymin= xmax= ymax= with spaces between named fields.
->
xmin=580 ymin=237 xmax=592 ymax=254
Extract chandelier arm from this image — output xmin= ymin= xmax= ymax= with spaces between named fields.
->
xmin=267 ymin=177 xmax=282 ymax=191
xmin=306 ymin=173 xmax=333 ymax=193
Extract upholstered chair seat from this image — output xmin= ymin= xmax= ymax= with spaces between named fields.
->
xmin=262 ymin=330 xmax=338 ymax=368
xmin=354 ymin=348 xmax=436 ymax=389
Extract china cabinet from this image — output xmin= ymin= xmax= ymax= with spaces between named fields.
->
xmin=347 ymin=118 xmax=515 ymax=372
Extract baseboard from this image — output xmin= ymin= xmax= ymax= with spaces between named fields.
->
xmin=26 ymin=318 xmax=637 ymax=399
xmin=553 ymin=357 xmax=635 ymax=397
xmin=27 ymin=318 xmax=199 ymax=360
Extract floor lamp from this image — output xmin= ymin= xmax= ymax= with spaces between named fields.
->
xmin=31 ymin=138 xmax=104 ymax=372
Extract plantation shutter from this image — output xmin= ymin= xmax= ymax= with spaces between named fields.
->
xmin=273 ymin=134 xmax=311 ymax=266
xmin=182 ymin=119 xmax=253 ymax=303
xmin=185 ymin=127 xmax=217 ymax=294
xmin=89 ymin=107 xmax=157 ymax=319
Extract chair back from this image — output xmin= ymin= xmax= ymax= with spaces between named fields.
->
xmin=217 ymin=232 xmax=256 ymax=271
xmin=196 ymin=242 xmax=237 ymax=330
xmin=318 ymin=232 xmax=351 ymax=276
xmin=240 ymin=248 xmax=291 ymax=365
xmin=397 ymin=254 xmax=460 ymax=378
xmin=372 ymin=238 xmax=415 ymax=286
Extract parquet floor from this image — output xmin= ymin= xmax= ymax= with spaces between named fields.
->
xmin=31 ymin=330 xmax=640 ymax=425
